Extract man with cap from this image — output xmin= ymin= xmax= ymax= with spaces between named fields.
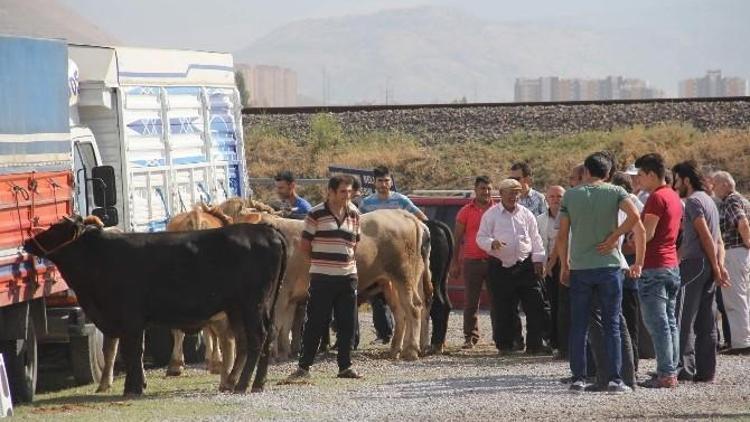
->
xmin=626 ymin=164 xmax=650 ymax=205
xmin=477 ymin=178 xmax=550 ymax=355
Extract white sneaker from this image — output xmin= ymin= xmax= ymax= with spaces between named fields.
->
xmin=607 ymin=380 xmax=632 ymax=394
xmin=569 ymin=379 xmax=587 ymax=393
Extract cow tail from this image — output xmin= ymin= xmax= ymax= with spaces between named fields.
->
xmin=420 ymin=221 xmax=433 ymax=307
xmin=437 ymin=220 xmax=454 ymax=307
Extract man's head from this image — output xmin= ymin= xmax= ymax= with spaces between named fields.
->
xmin=509 ymin=162 xmax=532 ymax=193
xmin=583 ymin=152 xmax=612 ymax=182
xmin=611 ymin=171 xmax=634 ymax=194
xmin=712 ymin=171 xmax=736 ymax=200
xmin=671 ymin=160 xmax=704 ymax=198
xmin=497 ymin=178 xmax=522 ymax=210
xmin=546 ymin=185 xmax=565 ymax=212
xmin=701 ymin=165 xmax=716 ymax=196
xmin=274 ymin=170 xmax=297 ymax=201
xmin=373 ymin=165 xmax=392 ymax=195
xmin=634 ymin=153 xmax=667 ymax=193
xmin=474 ymin=175 xmax=493 ymax=205
xmin=327 ymin=175 xmax=355 ymax=205
xmin=568 ymin=164 xmax=585 ymax=187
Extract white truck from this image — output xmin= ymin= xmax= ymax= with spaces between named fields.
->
xmin=1 ymin=36 xmax=248 ymax=402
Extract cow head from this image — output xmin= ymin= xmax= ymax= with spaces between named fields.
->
xmin=23 ymin=215 xmax=85 ymax=258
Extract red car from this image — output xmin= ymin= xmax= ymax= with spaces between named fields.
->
xmin=409 ymin=191 xmax=494 ymax=310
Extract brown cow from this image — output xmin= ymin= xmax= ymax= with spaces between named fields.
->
xmin=274 ymin=209 xmax=432 ymax=360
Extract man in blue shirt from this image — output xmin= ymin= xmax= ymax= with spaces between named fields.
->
xmin=275 ymin=170 xmax=312 ymax=220
xmin=359 ymin=166 xmax=427 ymax=343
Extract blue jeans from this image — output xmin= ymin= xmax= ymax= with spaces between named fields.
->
xmin=569 ymin=267 xmax=624 ymax=382
xmin=638 ymin=267 xmax=681 ymax=376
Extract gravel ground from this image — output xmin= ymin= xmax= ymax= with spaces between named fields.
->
xmin=194 ymin=310 xmax=750 ymax=421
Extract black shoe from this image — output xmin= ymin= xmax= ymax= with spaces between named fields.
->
xmin=526 ymin=345 xmax=553 ymax=356
xmin=569 ymin=379 xmax=587 ymax=393
xmin=337 ymin=368 xmax=363 ymax=379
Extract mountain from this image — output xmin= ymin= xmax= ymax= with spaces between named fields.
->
xmin=0 ymin=0 xmax=117 ymax=45
xmin=234 ymin=5 xmax=750 ymax=104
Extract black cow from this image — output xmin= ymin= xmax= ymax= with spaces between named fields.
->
xmin=424 ymin=219 xmax=453 ymax=351
xmin=24 ymin=215 xmax=286 ymax=396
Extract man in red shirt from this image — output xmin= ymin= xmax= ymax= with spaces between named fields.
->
xmin=634 ymin=153 xmax=684 ymax=388
xmin=450 ymin=176 xmax=494 ymax=348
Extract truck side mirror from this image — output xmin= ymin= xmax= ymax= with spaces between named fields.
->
xmin=92 ymin=207 xmax=119 ymax=227
xmin=91 ymin=165 xmax=117 ymax=207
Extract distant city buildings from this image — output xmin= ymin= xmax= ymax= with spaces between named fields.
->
xmin=235 ymin=64 xmax=298 ymax=107
xmin=679 ymin=70 xmax=748 ymax=98
xmin=514 ymin=76 xmax=664 ymax=102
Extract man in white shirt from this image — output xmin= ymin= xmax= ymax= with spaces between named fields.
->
xmin=477 ymin=178 xmax=550 ymax=355
xmin=538 ymin=185 xmax=565 ymax=354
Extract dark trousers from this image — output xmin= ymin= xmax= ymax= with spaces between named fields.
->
xmin=370 ymin=293 xmax=394 ymax=341
xmin=621 ymin=288 xmax=640 ymax=372
xmin=463 ymin=258 xmax=490 ymax=341
xmin=557 ymin=284 xmax=570 ymax=358
xmin=677 ymin=257 xmax=717 ymax=381
xmin=487 ymin=257 xmax=547 ymax=351
xmin=589 ymin=304 xmax=637 ymax=388
xmin=299 ymin=276 xmax=358 ymax=371
xmin=716 ymin=288 xmax=732 ymax=347
xmin=544 ymin=263 xmax=561 ymax=349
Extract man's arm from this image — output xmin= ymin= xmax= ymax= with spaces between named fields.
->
xmin=694 ymin=216 xmax=730 ymax=287
xmin=597 ymin=198 xmax=640 ymax=254
xmin=527 ymin=212 xmax=546 ymax=277
xmin=629 ymin=218 xmax=646 ymax=279
xmin=414 ymin=209 xmax=429 ymax=221
xmin=642 ymin=213 xmax=660 ymax=243
xmin=555 ymin=215 xmax=571 ymax=286
xmin=450 ymin=221 xmax=466 ymax=278
xmin=476 ymin=211 xmax=497 ymax=253
xmin=739 ymin=216 xmax=750 ymax=249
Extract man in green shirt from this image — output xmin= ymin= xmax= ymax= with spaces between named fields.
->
xmin=557 ymin=152 xmax=645 ymax=393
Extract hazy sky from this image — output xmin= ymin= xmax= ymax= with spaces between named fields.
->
xmin=59 ymin=0 xmax=737 ymax=52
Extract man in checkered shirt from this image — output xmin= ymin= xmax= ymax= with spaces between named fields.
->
xmin=713 ymin=171 xmax=750 ymax=355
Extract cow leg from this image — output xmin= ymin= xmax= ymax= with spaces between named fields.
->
xmin=213 ymin=318 xmax=235 ymax=388
xmin=400 ymin=285 xmax=423 ymax=361
xmin=167 ymin=329 xmax=185 ymax=376
xmin=207 ymin=326 xmax=223 ymax=374
xmin=202 ymin=328 xmax=215 ymax=373
xmin=122 ymin=330 xmax=146 ymax=397
xmin=251 ymin=317 xmax=274 ymax=393
xmin=234 ymin=314 xmax=265 ymax=394
xmin=383 ymin=284 xmax=406 ymax=359
xmin=224 ymin=317 xmax=247 ymax=392
xmin=96 ymin=335 xmax=119 ymax=393
xmin=420 ymin=288 xmax=431 ymax=354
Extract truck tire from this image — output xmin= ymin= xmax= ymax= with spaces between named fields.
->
xmin=146 ymin=326 xmax=172 ymax=367
xmin=70 ymin=327 xmax=105 ymax=385
xmin=182 ymin=333 xmax=205 ymax=364
xmin=0 ymin=319 xmax=38 ymax=404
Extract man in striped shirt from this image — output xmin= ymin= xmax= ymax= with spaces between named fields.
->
xmin=287 ymin=175 xmax=363 ymax=381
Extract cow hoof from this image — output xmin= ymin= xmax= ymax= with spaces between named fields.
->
xmin=389 ymin=350 xmax=401 ymax=360
xmin=402 ymin=349 xmax=419 ymax=361
xmin=219 ymin=384 xmax=233 ymax=392
xmin=251 ymin=386 xmax=264 ymax=393
xmin=166 ymin=366 xmax=184 ymax=376
xmin=123 ymin=391 xmax=143 ymax=398
xmin=95 ymin=385 xmax=110 ymax=393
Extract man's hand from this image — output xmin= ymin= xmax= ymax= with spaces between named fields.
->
xmin=544 ymin=259 xmax=555 ymax=278
xmin=449 ymin=263 xmax=461 ymax=279
xmin=628 ymin=263 xmax=642 ymax=279
xmin=534 ymin=262 xmax=544 ymax=279
xmin=715 ymin=265 xmax=731 ymax=288
xmin=491 ymin=240 xmax=506 ymax=251
xmin=560 ymin=264 xmax=570 ymax=287
xmin=596 ymin=234 xmax=619 ymax=255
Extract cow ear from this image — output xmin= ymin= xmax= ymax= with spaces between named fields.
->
xmin=238 ymin=211 xmax=263 ymax=224
xmin=83 ymin=215 xmax=104 ymax=228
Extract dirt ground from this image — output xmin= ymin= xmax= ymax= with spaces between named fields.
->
xmin=11 ymin=311 xmax=750 ymax=421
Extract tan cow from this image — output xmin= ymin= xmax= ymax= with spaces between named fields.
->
xmin=273 ymin=209 xmax=432 ymax=360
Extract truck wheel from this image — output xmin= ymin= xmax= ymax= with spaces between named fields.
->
xmin=146 ymin=326 xmax=173 ymax=367
xmin=70 ymin=327 xmax=105 ymax=385
xmin=183 ymin=333 xmax=205 ymax=364
xmin=1 ymin=319 xmax=38 ymax=404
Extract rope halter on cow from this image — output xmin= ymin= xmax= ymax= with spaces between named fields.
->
xmin=30 ymin=216 xmax=85 ymax=258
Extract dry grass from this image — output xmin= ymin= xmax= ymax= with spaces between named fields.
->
xmin=245 ymin=118 xmax=750 ymax=203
